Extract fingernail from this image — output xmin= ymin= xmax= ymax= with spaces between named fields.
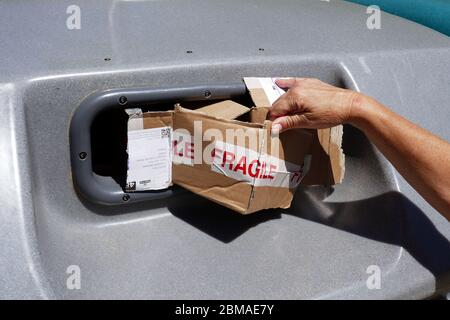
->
xmin=271 ymin=123 xmax=282 ymax=136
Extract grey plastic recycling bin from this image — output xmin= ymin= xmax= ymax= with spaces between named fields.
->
xmin=0 ymin=0 xmax=450 ymax=299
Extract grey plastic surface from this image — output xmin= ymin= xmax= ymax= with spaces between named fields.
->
xmin=1 ymin=0 xmax=450 ymax=299
xmin=70 ymin=83 xmax=246 ymax=205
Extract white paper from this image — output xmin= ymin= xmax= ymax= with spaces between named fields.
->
xmin=244 ymin=77 xmax=287 ymax=105
xmin=126 ymin=127 xmax=172 ymax=191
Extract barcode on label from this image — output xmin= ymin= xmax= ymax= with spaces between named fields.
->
xmin=161 ymin=128 xmax=171 ymax=139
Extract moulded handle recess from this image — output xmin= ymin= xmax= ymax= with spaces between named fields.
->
xmin=70 ymin=82 xmax=247 ymax=205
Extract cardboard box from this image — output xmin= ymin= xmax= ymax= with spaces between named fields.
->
xmin=125 ymin=78 xmax=345 ymax=214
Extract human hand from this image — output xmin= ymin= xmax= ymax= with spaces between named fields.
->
xmin=269 ymin=78 xmax=362 ymax=133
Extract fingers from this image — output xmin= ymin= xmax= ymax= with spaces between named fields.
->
xmin=270 ymin=77 xmax=320 ymax=132
xmin=268 ymin=94 xmax=291 ymax=120
xmin=275 ymin=77 xmax=303 ymax=89
xmin=270 ymin=77 xmax=307 ymax=119
xmin=271 ymin=114 xmax=308 ymax=134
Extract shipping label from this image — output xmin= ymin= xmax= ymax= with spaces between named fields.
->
xmin=126 ymin=127 xmax=172 ymax=191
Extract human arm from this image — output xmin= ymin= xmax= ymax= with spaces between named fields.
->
xmin=269 ymin=78 xmax=450 ymax=220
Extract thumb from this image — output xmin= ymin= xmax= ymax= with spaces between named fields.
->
xmin=275 ymin=77 xmax=304 ymax=89
xmin=271 ymin=114 xmax=307 ymax=134
xmin=275 ymin=78 xmax=295 ymax=89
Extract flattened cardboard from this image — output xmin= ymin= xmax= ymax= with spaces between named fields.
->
xmin=126 ymin=100 xmax=312 ymax=214
xmin=171 ymin=105 xmax=313 ymax=214
xmin=125 ymin=75 xmax=344 ymax=214
xmin=194 ymin=100 xmax=250 ymax=120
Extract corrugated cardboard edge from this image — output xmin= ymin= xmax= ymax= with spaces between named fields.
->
xmin=315 ymin=126 xmax=345 ymax=184
xmin=242 ymin=120 xmax=301 ymax=215
xmin=329 ymin=125 xmax=345 ymax=184
xmin=244 ymin=120 xmax=269 ymax=214
xmin=174 ymin=104 xmax=264 ymax=129
xmin=174 ymin=179 xmax=250 ymax=214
